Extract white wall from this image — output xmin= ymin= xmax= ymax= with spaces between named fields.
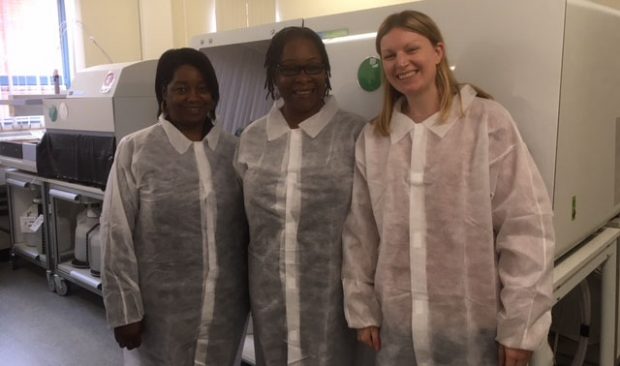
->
xmin=217 ymin=0 xmax=276 ymax=31
xmin=276 ymin=0 xmax=416 ymax=20
xmin=171 ymin=0 xmax=216 ymax=47
xmin=591 ymin=0 xmax=620 ymax=8
xmin=72 ymin=0 xmax=422 ymax=68
xmin=73 ymin=0 xmax=142 ymax=68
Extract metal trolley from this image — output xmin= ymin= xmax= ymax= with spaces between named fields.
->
xmin=5 ymin=170 xmax=55 ymax=290
xmin=46 ymin=178 xmax=104 ymax=296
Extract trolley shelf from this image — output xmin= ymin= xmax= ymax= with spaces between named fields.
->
xmin=57 ymin=262 xmax=101 ymax=292
xmin=13 ymin=243 xmax=46 ymax=264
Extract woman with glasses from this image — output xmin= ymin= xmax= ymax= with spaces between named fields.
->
xmin=235 ymin=27 xmax=368 ymax=365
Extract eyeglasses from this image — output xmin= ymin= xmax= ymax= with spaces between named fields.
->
xmin=276 ymin=63 xmax=326 ymax=77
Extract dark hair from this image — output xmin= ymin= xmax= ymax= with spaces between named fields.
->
xmin=155 ymin=47 xmax=219 ymax=119
xmin=264 ymin=26 xmax=332 ymax=100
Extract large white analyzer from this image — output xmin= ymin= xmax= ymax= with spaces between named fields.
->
xmin=193 ymin=0 xmax=620 ymax=259
xmin=38 ymin=60 xmax=157 ymax=187
xmin=192 ymin=0 xmax=620 ymax=363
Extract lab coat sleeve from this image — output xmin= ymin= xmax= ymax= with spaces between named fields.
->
xmin=491 ymin=120 xmax=555 ymax=351
xmin=342 ymin=131 xmax=382 ymax=329
xmin=100 ymin=137 xmax=144 ymax=328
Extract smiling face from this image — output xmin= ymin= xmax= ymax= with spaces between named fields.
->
xmin=163 ymin=64 xmax=214 ymax=131
xmin=276 ymin=37 xmax=328 ymax=125
xmin=379 ymin=27 xmax=444 ymax=100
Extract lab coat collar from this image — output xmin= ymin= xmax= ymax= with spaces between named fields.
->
xmin=389 ymin=101 xmax=439 ymax=144
xmin=389 ymin=84 xmax=477 ymax=144
xmin=266 ymin=96 xmax=339 ymax=141
xmin=205 ymin=123 xmax=221 ymax=151
xmin=158 ymin=115 xmax=220 ymax=154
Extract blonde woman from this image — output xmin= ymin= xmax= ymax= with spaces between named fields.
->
xmin=342 ymin=11 xmax=554 ymax=366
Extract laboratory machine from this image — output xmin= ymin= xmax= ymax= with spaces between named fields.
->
xmin=38 ymin=60 xmax=157 ymax=188
xmin=38 ymin=60 xmax=158 ymax=295
xmin=0 ymin=94 xmax=57 ymax=173
xmin=192 ymin=0 xmax=620 ymax=364
xmin=0 ymin=60 xmax=158 ymax=296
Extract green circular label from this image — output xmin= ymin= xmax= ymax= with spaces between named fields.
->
xmin=48 ymin=105 xmax=58 ymax=122
xmin=357 ymin=56 xmax=382 ymax=92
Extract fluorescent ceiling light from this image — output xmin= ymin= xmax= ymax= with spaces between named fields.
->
xmin=322 ymin=32 xmax=377 ymax=44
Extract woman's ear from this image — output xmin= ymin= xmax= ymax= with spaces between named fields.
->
xmin=434 ymin=42 xmax=445 ymax=65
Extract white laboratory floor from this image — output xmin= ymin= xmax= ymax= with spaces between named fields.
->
xmin=5 ymin=250 xmax=601 ymax=366
xmin=0 ymin=255 xmax=122 ymax=366
xmin=0 ymin=254 xmax=254 ymax=366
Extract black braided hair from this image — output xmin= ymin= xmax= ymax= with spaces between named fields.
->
xmin=264 ymin=26 xmax=332 ymax=100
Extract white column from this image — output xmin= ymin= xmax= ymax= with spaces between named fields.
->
xmin=138 ymin=0 xmax=174 ymax=60
xmin=215 ymin=0 xmax=275 ymax=31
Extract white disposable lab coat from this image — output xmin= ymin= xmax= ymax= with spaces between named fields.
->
xmin=343 ymin=85 xmax=554 ymax=365
xmin=236 ymin=96 xmax=369 ymax=366
xmin=101 ymin=116 xmax=249 ymax=366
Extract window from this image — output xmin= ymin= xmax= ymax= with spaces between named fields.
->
xmin=1 ymin=0 xmax=69 ymax=120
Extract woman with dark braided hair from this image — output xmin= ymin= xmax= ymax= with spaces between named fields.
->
xmin=101 ymin=48 xmax=249 ymax=366
xmin=235 ymin=27 xmax=368 ymax=365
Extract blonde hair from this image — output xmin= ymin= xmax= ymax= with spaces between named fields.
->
xmin=374 ymin=10 xmax=490 ymax=136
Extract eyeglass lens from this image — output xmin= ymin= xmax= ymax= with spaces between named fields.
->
xmin=277 ymin=64 xmax=325 ymax=76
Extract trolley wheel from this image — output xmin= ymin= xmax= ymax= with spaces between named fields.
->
xmin=54 ymin=275 xmax=70 ymax=296
xmin=46 ymin=271 xmax=56 ymax=292
xmin=10 ymin=253 xmax=18 ymax=270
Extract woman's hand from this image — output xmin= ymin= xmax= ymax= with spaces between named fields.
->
xmin=357 ymin=326 xmax=381 ymax=352
xmin=114 ymin=320 xmax=143 ymax=350
xmin=498 ymin=344 xmax=533 ymax=366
